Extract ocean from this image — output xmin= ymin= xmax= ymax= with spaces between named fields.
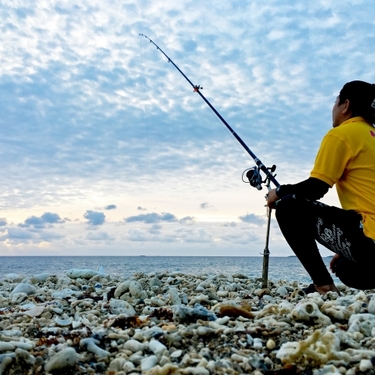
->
xmin=0 ymin=256 xmax=336 ymax=285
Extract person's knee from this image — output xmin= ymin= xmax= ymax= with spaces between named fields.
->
xmin=335 ymin=258 xmax=375 ymax=290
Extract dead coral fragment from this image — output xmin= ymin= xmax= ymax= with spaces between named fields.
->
xmin=276 ymin=329 xmax=350 ymax=365
xmin=218 ymin=305 xmax=254 ymax=319
xmin=144 ymin=363 xmax=180 ymax=375
xmin=291 ymin=302 xmax=331 ymax=326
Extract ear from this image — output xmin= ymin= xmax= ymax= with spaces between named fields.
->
xmin=342 ymin=99 xmax=351 ymax=115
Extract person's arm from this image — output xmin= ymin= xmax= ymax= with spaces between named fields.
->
xmin=276 ymin=177 xmax=331 ymax=200
xmin=267 ymin=177 xmax=330 ymax=208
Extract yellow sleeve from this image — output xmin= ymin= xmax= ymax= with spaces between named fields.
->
xmin=310 ymin=132 xmax=353 ymax=187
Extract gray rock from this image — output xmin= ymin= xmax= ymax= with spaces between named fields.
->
xmin=109 ymin=299 xmax=136 ymax=316
xmin=129 ymin=280 xmax=145 ymax=298
xmin=173 ymin=303 xmax=217 ymax=323
xmin=11 ymin=284 xmax=37 ymax=295
xmin=114 ymin=280 xmax=131 ymax=298
xmin=0 ymin=354 xmax=15 ymax=375
xmin=276 ymin=286 xmax=289 ymax=297
xmin=44 ymin=348 xmax=79 ymax=373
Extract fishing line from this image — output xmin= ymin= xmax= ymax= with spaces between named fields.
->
xmin=139 ymin=33 xmax=279 ymax=190
xmin=138 ymin=31 xmax=152 ymax=165
xmin=139 ymin=33 xmax=277 ymax=288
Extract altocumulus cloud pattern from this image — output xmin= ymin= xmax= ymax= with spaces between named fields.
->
xmin=1 ymin=0 xmax=374 ymax=256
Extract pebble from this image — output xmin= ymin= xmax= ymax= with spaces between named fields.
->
xmin=80 ymin=337 xmax=111 ymax=358
xmin=0 ymin=269 xmax=375 ymax=374
xmin=44 ymin=347 xmax=79 ymax=373
xmin=359 ymin=359 xmax=373 ymax=372
xmin=141 ymin=355 xmax=158 ymax=371
xmin=149 ymin=339 xmax=167 ymax=355
xmin=169 ymin=286 xmax=182 ymax=305
xmin=124 ymin=339 xmax=145 ymax=352
xmin=10 ymin=283 xmax=37 ymax=295
xmin=266 ymin=339 xmax=276 ymax=350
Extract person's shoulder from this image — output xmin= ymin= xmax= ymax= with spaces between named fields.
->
xmin=339 ymin=117 xmax=370 ymax=130
xmin=321 ymin=123 xmax=355 ymax=147
xmin=331 ymin=117 xmax=369 ymax=136
xmin=326 ymin=118 xmax=375 ymax=151
xmin=324 ymin=126 xmax=345 ymax=138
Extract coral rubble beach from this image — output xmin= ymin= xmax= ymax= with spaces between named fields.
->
xmin=1 ymin=269 xmax=375 ymax=375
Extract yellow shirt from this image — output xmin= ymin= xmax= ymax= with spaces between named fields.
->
xmin=310 ymin=117 xmax=375 ymax=239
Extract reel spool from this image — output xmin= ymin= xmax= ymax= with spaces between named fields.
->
xmin=242 ymin=165 xmax=277 ymax=190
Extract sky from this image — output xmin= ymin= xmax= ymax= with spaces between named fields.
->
xmin=1 ymin=0 xmax=374 ymax=257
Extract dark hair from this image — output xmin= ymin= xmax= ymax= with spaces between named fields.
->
xmin=339 ymin=80 xmax=375 ymax=125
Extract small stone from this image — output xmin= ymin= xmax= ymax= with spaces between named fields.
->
xmin=124 ymin=339 xmax=145 ymax=353
xmin=24 ymin=306 xmax=44 ymax=317
xmin=109 ymin=299 xmax=136 ymax=316
xmin=276 ymin=286 xmax=289 ymax=297
xmin=170 ymin=350 xmax=182 ymax=358
xmin=141 ymin=355 xmax=158 ymax=371
xmin=359 ymin=359 xmax=373 ymax=372
xmin=11 ymin=283 xmax=37 ymax=295
xmin=44 ymin=348 xmax=79 ymax=373
xmin=0 ymin=342 xmax=15 ymax=352
xmin=148 ymin=339 xmax=167 ymax=355
xmin=180 ymin=367 xmax=209 ymax=375
xmin=15 ymin=348 xmax=36 ymax=366
xmin=129 ymin=280 xmax=145 ymax=298
xmin=169 ymin=287 xmax=181 ymax=305
xmin=253 ymin=338 xmax=263 ymax=349
xmin=80 ymin=338 xmax=110 ymax=358
xmin=266 ymin=339 xmax=276 ymax=350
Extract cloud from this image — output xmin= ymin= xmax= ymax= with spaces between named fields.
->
xmin=126 ymin=229 xmax=151 ymax=242
xmin=0 ymin=227 xmax=64 ymax=244
xmin=125 ymin=225 xmax=212 ymax=244
xmin=221 ymin=232 xmax=260 ymax=245
xmin=19 ymin=212 xmax=64 ymax=229
xmin=149 ymin=224 xmax=162 ymax=234
xmin=0 ymin=0 xmax=373 ymax=256
xmin=104 ymin=204 xmax=116 ymax=210
xmin=125 ymin=212 xmax=177 ymax=224
xmin=179 ymin=216 xmax=195 ymax=224
xmin=84 ymin=210 xmax=106 ymax=226
xmin=222 ymin=222 xmax=237 ymax=227
xmin=200 ymin=202 xmax=213 ymax=209
xmin=3 ymin=228 xmax=36 ymax=241
xmin=38 ymin=231 xmax=65 ymax=242
xmin=86 ymin=231 xmax=112 ymax=241
xmin=41 ymin=212 xmax=65 ymax=224
xmin=239 ymin=213 xmax=266 ymax=226
xmin=174 ymin=227 xmax=212 ymax=243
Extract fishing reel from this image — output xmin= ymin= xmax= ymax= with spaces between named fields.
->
xmin=242 ymin=165 xmax=277 ymax=190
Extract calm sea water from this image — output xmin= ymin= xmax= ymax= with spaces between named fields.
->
xmin=0 ymin=256 xmax=336 ymax=285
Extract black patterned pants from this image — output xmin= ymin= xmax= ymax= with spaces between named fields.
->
xmin=275 ymin=195 xmax=375 ymax=289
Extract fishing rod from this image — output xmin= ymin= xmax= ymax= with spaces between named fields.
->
xmin=139 ymin=33 xmax=279 ymax=190
xmin=140 ymin=34 xmax=278 ymax=288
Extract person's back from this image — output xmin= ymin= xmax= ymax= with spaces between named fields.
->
xmin=267 ymin=80 xmax=375 ymax=294
xmin=312 ymin=116 xmax=375 ymax=238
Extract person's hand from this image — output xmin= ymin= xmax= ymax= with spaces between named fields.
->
xmin=267 ymin=189 xmax=279 ymax=208
xmin=329 ymin=253 xmax=341 ymax=274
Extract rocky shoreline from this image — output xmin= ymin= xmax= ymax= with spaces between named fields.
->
xmin=1 ymin=269 xmax=375 ymax=374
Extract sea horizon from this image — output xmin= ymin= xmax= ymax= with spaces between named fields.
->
xmin=0 ymin=255 xmax=335 ymax=284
